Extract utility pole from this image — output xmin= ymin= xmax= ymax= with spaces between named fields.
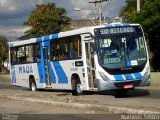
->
xmin=89 ymin=0 xmax=110 ymax=25
xmin=137 ymin=0 xmax=140 ymax=12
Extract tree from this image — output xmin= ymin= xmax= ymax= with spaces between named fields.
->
xmin=121 ymin=0 xmax=160 ymax=71
xmin=25 ymin=3 xmax=72 ymax=37
xmin=120 ymin=0 xmax=146 ymax=21
xmin=0 ymin=36 xmax=8 ymax=64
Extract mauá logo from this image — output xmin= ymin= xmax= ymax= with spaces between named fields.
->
xmin=19 ymin=65 xmax=33 ymax=74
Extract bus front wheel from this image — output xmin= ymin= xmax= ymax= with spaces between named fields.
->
xmin=29 ymin=78 xmax=37 ymax=92
xmin=72 ymin=76 xmax=83 ymax=96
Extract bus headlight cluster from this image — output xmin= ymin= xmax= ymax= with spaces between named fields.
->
xmin=98 ymin=71 xmax=111 ymax=82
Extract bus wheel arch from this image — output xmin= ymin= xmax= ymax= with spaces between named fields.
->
xmin=71 ymin=74 xmax=83 ymax=95
xmin=29 ymin=75 xmax=37 ymax=92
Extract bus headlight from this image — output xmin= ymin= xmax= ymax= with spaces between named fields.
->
xmin=98 ymin=71 xmax=111 ymax=82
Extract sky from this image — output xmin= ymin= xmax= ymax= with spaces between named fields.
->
xmin=0 ymin=0 xmax=126 ymax=41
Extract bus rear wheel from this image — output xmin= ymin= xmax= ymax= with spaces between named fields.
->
xmin=29 ymin=78 xmax=37 ymax=92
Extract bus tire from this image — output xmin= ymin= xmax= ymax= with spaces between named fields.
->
xmin=71 ymin=76 xmax=83 ymax=96
xmin=29 ymin=78 xmax=37 ymax=92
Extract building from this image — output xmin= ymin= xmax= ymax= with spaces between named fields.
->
xmin=71 ymin=19 xmax=97 ymax=29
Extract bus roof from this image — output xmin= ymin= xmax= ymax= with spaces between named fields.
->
xmin=9 ymin=23 xmax=140 ymax=48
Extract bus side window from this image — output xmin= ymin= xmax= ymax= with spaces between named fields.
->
xmin=34 ymin=44 xmax=40 ymax=63
xmin=68 ymin=42 xmax=78 ymax=59
xmin=56 ymin=44 xmax=61 ymax=60
xmin=26 ymin=45 xmax=34 ymax=63
xmin=67 ymin=36 xmax=81 ymax=59
xmin=50 ymin=35 xmax=81 ymax=61
xmin=17 ymin=46 xmax=26 ymax=64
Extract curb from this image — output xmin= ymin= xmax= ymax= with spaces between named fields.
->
xmin=7 ymin=96 xmax=160 ymax=114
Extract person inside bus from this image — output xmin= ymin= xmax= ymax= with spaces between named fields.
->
xmin=55 ymin=44 xmax=61 ymax=60
xmin=110 ymin=38 xmax=126 ymax=58
xmin=18 ymin=56 xmax=26 ymax=64
xmin=109 ymin=40 xmax=119 ymax=57
xmin=35 ymin=54 xmax=41 ymax=62
xmin=68 ymin=42 xmax=78 ymax=59
xmin=128 ymin=38 xmax=138 ymax=60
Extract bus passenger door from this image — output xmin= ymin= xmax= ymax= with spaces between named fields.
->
xmin=85 ymin=41 xmax=96 ymax=89
xmin=43 ymin=48 xmax=51 ymax=86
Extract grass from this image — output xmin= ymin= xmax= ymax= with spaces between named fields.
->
xmin=1 ymin=69 xmax=10 ymax=75
xmin=0 ymin=75 xmax=10 ymax=82
xmin=151 ymin=72 xmax=160 ymax=86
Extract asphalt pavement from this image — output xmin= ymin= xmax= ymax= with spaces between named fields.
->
xmin=0 ymin=75 xmax=160 ymax=120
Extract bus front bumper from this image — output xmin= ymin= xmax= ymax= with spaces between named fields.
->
xmin=97 ymin=76 xmax=151 ymax=91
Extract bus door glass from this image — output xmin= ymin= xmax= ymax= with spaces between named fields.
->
xmin=85 ymin=41 xmax=96 ymax=89
xmin=43 ymin=47 xmax=51 ymax=85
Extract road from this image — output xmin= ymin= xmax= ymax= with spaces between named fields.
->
xmin=0 ymin=76 xmax=160 ymax=120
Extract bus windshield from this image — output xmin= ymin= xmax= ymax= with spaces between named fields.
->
xmin=95 ymin=34 xmax=147 ymax=69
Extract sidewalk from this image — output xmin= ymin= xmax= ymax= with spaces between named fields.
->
xmin=5 ymin=95 xmax=160 ymax=115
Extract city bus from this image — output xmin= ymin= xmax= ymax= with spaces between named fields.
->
xmin=9 ymin=23 xmax=150 ymax=95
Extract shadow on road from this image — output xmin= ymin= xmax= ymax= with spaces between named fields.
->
xmin=83 ymin=88 xmax=150 ymax=98
xmin=31 ymin=87 xmax=152 ymax=99
xmin=125 ymin=89 xmax=150 ymax=98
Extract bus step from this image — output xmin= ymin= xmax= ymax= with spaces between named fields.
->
xmin=89 ymin=88 xmax=98 ymax=91
xmin=45 ymin=85 xmax=52 ymax=89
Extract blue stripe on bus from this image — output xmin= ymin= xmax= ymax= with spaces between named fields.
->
xmin=123 ymin=23 xmax=130 ymax=26
xmin=105 ymin=24 xmax=113 ymax=28
xmin=43 ymin=41 xmax=50 ymax=47
xmin=37 ymin=63 xmax=45 ymax=83
xmin=36 ymin=37 xmax=42 ymax=42
xmin=36 ymin=33 xmax=58 ymax=42
xmin=39 ymin=43 xmax=46 ymax=83
xmin=114 ymin=75 xmax=124 ymax=81
xmin=124 ymin=74 xmax=134 ymax=80
xmin=43 ymin=35 xmax=50 ymax=41
xmin=53 ymin=61 xmax=68 ymax=84
xmin=50 ymin=63 xmax=56 ymax=83
xmin=114 ymin=72 xmax=142 ymax=81
xmin=105 ymin=23 xmax=131 ymax=28
xmin=133 ymin=72 xmax=142 ymax=79
xmin=114 ymin=24 xmax=122 ymax=27
xmin=51 ymin=33 xmax=58 ymax=40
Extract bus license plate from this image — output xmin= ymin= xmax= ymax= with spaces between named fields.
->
xmin=124 ymin=84 xmax=133 ymax=89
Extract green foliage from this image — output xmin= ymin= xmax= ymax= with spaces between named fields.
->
xmin=0 ymin=36 xmax=8 ymax=63
xmin=120 ymin=0 xmax=160 ymax=71
xmin=1 ymin=67 xmax=10 ymax=75
xmin=25 ymin=3 xmax=72 ymax=37
xmin=120 ymin=0 xmax=146 ymax=21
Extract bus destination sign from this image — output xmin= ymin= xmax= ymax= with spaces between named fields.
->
xmin=100 ymin=26 xmax=138 ymax=35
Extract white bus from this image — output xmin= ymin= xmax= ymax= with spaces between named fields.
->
xmin=9 ymin=23 xmax=150 ymax=95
